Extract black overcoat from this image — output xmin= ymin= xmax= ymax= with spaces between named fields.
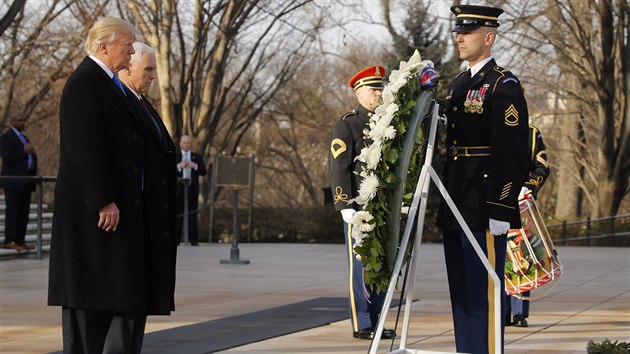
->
xmin=0 ymin=128 xmax=38 ymax=190
xmin=129 ymin=93 xmax=178 ymax=314
xmin=48 ymin=57 xmax=175 ymax=315
xmin=437 ymin=59 xmax=530 ymax=230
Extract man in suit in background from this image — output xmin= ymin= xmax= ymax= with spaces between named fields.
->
xmin=1 ymin=112 xmax=37 ymax=251
xmin=49 ymin=17 xmax=177 ymax=354
xmin=176 ymin=135 xmax=207 ymax=245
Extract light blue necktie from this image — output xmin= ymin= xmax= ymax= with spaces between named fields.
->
xmin=112 ymin=75 xmax=126 ymax=95
xmin=15 ymin=130 xmax=34 ymax=171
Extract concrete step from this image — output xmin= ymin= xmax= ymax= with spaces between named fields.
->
xmin=2 ymin=232 xmax=52 ymax=243
xmin=0 ymin=222 xmax=53 ymax=233
xmin=0 ymin=212 xmax=53 ymax=221
xmin=0 ymin=203 xmax=49 ymax=211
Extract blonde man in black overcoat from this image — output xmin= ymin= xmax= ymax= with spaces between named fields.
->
xmin=48 ymin=18 xmax=177 ymax=353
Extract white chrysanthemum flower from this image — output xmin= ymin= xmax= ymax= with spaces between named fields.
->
xmin=401 ymin=206 xmax=409 ymax=215
xmin=356 ymin=172 xmax=379 ymax=204
xmin=381 ymin=90 xmax=396 ymax=106
xmin=369 ymin=124 xmax=386 ymax=142
xmin=353 ymin=210 xmax=376 ymax=232
xmin=389 ymin=71 xmax=411 ymax=93
xmin=405 ymin=50 xmax=422 ymax=72
xmin=389 ymin=69 xmax=402 ymax=83
xmin=354 ymin=253 xmax=362 ymax=261
xmin=383 ymin=126 xmax=396 ymax=140
xmin=365 ymin=142 xmax=382 ymax=170
xmin=354 ymin=146 xmax=369 ymax=164
xmin=386 ymin=102 xmax=399 ymax=116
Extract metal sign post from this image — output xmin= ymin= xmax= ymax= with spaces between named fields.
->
xmin=215 ymin=155 xmax=254 ymax=265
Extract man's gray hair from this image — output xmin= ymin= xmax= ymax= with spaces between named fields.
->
xmin=130 ymin=42 xmax=156 ymax=64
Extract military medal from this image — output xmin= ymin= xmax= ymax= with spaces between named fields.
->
xmin=464 ymin=90 xmax=474 ymax=113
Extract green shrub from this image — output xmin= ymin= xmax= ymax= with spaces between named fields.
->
xmin=587 ymin=339 xmax=630 ymax=354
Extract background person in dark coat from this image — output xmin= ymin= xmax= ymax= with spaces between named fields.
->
xmin=505 ymin=125 xmax=550 ymax=328
xmin=0 ymin=112 xmax=37 ymax=251
xmin=119 ymin=41 xmax=178 ymax=314
xmin=436 ymin=5 xmax=530 ymax=354
xmin=48 ymin=17 xmax=176 ymax=354
xmin=176 ymin=135 xmax=206 ymax=245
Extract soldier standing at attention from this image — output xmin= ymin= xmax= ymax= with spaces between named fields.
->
xmin=506 ymin=124 xmax=551 ymax=328
xmin=329 ymin=66 xmax=396 ymax=340
xmin=436 ymin=5 xmax=530 ymax=354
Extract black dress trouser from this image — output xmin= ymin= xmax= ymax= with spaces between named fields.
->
xmin=62 ymin=307 xmax=147 ymax=354
xmin=3 ymin=188 xmax=31 ymax=245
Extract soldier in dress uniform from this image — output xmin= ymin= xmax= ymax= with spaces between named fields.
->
xmin=506 ymin=125 xmax=550 ymax=328
xmin=436 ymin=5 xmax=530 ymax=354
xmin=328 ymin=66 xmax=396 ymax=340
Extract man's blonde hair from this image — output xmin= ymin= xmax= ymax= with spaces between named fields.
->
xmin=84 ymin=17 xmax=141 ymax=55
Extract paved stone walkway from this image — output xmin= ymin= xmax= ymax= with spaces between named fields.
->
xmin=0 ymin=243 xmax=628 ymax=353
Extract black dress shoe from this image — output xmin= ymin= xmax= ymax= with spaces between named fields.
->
xmin=513 ymin=315 xmax=528 ymax=327
xmin=505 ymin=314 xmax=514 ymax=326
xmin=353 ymin=328 xmax=374 ymax=340
xmin=381 ymin=328 xmax=397 ymax=339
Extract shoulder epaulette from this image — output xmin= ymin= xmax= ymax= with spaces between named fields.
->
xmin=455 ymin=70 xmax=467 ymax=78
xmin=491 ymin=66 xmax=519 ymax=92
xmin=342 ymin=110 xmax=357 ymax=120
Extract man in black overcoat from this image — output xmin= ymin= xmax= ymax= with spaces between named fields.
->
xmin=0 ymin=112 xmax=37 ymax=251
xmin=436 ymin=5 xmax=530 ymax=354
xmin=119 ymin=41 xmax=178 ymax=314
xmin=48 ymin=17 xmax=177 ymax=354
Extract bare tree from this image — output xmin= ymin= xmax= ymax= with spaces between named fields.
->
xmin=0 ymin=0 xmax=26 ymax=37
xmin=125 ymin=0 xmax=324 ymax=155
xmin=503 ymin=0 xmax=629 ymax=218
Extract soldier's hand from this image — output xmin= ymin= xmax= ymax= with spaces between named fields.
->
xmin=489 ymin=218 xmax=509 ymax=236
xmin=340 ymin=208 xmax=356 ymax=224
xmin=518 ymin=187 xmax=530 ymax=200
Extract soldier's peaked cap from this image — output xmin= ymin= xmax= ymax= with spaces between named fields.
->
xmin=349 ymin=66 xmax=386 ymax=90
xmin=450 ymin=5 xmax=503 ymax=32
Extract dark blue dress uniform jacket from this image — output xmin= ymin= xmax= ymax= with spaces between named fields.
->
xmin=329 ymin=105 xmax=371 ymax=211
xmin=523 ymin=126 xmax=550 ymax=198
xmin=437 ymin=59 xmax=530 ymax=230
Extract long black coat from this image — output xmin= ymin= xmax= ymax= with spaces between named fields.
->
xmin=48 ymin=57 xmax=176 ymax=315
xmin=437 ymin=59 xmax=530 ymax=230
xmin=129 ymin=94 xmax=178 ymax=313
xmin=0 ymin=128 xmax=38 ymax=190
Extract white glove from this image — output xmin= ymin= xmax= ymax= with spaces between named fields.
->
xmin=518 ymin=187 xmax=530 ymax=200
xmin=340 ymin=208 xmax=356 ymax=224
xmin=489 ymin=218 xmax=510 ymax=236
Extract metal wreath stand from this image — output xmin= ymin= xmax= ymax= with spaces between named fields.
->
xmin=368 ymin=90 xmax=502 ymax=354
